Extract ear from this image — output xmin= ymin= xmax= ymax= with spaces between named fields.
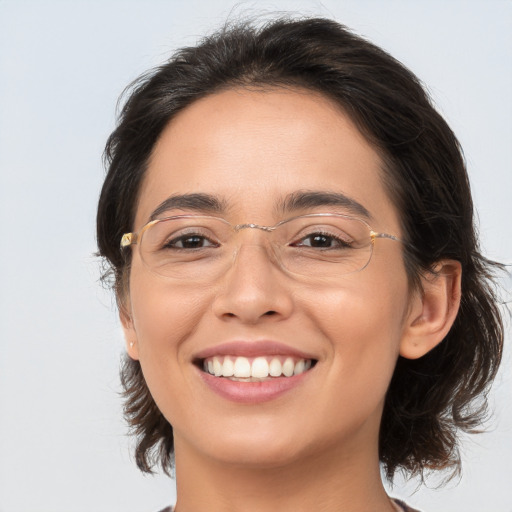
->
xmin=119 ymin=297 xmax=140 ymax=361
xmin=400 ymin=260 xmax=462 ymax=359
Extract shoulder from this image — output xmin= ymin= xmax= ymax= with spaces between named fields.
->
xmin=156 ymin=503 xmax=418 ymax=512
xmin=392 ymin=498 xmax=422 ymax=512
xmin=157 ymin=503 xmax=417 ymax=512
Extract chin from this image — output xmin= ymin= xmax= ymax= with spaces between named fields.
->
xmin=177 ymin=415 xmax=319 ymax=469
xmin=210 ymin=439 xmax=314 ymax=470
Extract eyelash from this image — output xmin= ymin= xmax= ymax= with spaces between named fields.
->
xmin=291 ymin=231 xmax=353 ymax=249
xmin=163 ymin=231 xmax=353 ymax=250
xmin=163 ymin=233 xmax=219 ymax=250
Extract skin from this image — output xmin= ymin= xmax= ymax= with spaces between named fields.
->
xmin=122 ymin=88 xmax=461 ymax=512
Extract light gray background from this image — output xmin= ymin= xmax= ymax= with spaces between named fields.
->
xmin=0 ymin=1 xmax=510 ymax=511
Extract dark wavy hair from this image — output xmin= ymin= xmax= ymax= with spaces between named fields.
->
xmin=96 ymin=17 xmax=504 ymax=480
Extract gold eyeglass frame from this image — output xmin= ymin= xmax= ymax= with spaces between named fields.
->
xmin=120 ymin=213 xmax=402 ymax=276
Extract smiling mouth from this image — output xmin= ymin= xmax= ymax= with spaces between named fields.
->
xmin=197 ymin=355 xmax=317 ymax=381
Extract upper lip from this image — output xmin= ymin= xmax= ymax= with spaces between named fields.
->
xmin=193 ymin=340 xmax=317 ymax=361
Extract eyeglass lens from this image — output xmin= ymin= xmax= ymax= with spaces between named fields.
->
xmin=136 ymin=215 xmax=375 ymax=280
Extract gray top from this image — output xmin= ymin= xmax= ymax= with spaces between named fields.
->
xmin=157 ymin=498 xmax=420 ymax=512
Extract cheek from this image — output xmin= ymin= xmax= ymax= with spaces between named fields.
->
xmin=130 ymin=269 xmax=206 ymax=339
xmin=128 ymin=273 xmax=209 ymax=385
xmin=127 ymin=273 xmax=220 ymax=429
xmin=312 ymin=271 xmax=408 ymax=338
xmin=309 ymin=274 xmax=410 ymax=395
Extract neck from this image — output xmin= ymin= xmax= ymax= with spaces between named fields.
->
xmin=173 ymin=434 xmax=395 ymax=512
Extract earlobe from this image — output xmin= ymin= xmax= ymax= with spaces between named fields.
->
xmin=400 ymin=260 xmax=462 ymax=360
xmin=119 ymin=300 xmax=140 ymax=361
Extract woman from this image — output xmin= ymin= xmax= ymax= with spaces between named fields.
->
xmin=96 ymin=17 xmax=504 ymax=512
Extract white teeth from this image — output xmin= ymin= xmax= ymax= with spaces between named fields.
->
xmin=222 ymin=356 xmax=234 ymax=377
xmin=294 ymin=360 xmax=305 ymax=375
xmin=251 ymin=357 xmax=269 ymax=378
xmin=203 ymin=355 xmax=313 ymax=379
xmin=234 ymin=357 xmax=251 ymax=378
xmin=282 ymin=357 xmax=294 ymax=377
xmin=269 ymin=358 xmax=282 ymax=377
xmin=213 ymin=356 xmax=222 ymax=377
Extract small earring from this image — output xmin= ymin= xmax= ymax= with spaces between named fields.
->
xmin=129 ymin=341 xmax=135 ymax=348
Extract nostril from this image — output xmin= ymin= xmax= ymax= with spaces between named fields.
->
xmin=264 ymin=310 xmax=277 ymax=316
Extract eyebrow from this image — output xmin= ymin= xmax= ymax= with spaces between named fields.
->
xmin=149 ymin=193 xmax=227 ymax=220
xmin=149 ymin=190 xmax=372 ymax=221
xmin=278 ymin=190 xmax=372 ymax=220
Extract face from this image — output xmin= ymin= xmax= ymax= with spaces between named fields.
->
xmin=123 ymin=88 xmax=417 ymax=469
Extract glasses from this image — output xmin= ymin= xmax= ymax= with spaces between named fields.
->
xmin=120 ymin=213 xmax=402 ymax=281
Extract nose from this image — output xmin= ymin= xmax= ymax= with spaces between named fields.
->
xmin=211 ymin=243 xmax=294 ymax=324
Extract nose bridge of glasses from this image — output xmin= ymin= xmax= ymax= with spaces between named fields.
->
xmin=228 ymin=224 xmax=283 ymax=270
xmin=230 ymin=222 xmax=278 ymax=246
xmin=234 ymin=223 xmax=275 ymax=233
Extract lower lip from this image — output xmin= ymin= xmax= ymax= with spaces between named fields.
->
xmin=198 ymin=369 xmax=310 ymax=403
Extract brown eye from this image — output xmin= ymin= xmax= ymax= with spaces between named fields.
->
xmin=165 ymin=234 xmax=218 ymax=249
xmin=293 ymin=232 xmax=352 ymax=249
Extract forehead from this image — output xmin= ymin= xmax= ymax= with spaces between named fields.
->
xmin=135 ymin=87 xmax=399 ymax=232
